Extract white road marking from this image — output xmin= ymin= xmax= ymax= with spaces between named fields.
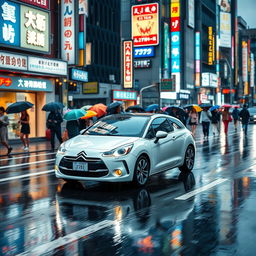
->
xmin=175 ymin=178 xmax=228 ymax=200
xmin=0 ymin=152 xmax=56 ymax=162
xmin=0 ymin=159 xmax=55 ymax=170
xmin=0 ymin=169 xmax=54 ymax=183
xmin=17 ymin=220 xmax=115 ymax=256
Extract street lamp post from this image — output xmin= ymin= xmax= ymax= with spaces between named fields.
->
xmin=139 ymin=84 xmax=158 ymax=107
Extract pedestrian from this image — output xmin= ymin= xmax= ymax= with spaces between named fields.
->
xmin=188 ymin=107 xmax=198 ymax=137
xmin=239 ymin=104 xmax=250 ymax=135
xmin=19 ymin=110 xmax=30 ymax=150
xmin=211 ymin=109 xmax=220 ymax=135
xmin=47 ymin=110 xmax=63 ymax=151
xmin=66 ymin=120 xmax=80 ymax=139
xmin=232 ymin=107 xmax=240 ymax=131
xmin=0 ymin=106 xmax=12 ymax=155
xmin=199 ymin=107 xmax=212 ymax=139
xmin=221 ymin=107 xmax=232 ymax=134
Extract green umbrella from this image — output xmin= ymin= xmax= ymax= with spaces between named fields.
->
xmin=63 ymin=109 xmax=86 ymax=121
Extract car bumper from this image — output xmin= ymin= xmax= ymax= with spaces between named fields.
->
xmin=55 ymin=152 xmax=137 ymax=182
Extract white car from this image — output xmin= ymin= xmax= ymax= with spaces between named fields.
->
xmin=55 ymin=113 xmax=195 ymax=186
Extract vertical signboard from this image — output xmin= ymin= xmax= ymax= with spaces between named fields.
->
xmin=163 ymin=22 xmax=170 ymax=78
xmin=61 ymin=0 xmax=76 ymax=64
xmin=242 ymin=41 xmax=248 ymax=95
xmin=123 ymin=40 xmax=133 ymax=89
xmin=170 ymin=0 xmax=181 ymax=92
xmin=250 ymin=53 xmax=254 ymax=88
xmin=188 ymin=0 xmax=194 ymax=28
xmin=220 ymin=12 xmax=231 ymax=48
xmin=208 ymin=27 xmax=214 ymax=65
xmin=131 ymin=3 xmax=159 ymax=47
xmin=0 ymin=0 xmax=20 ymax=47
xmin=195 ymin=32 xmax=201 ymax=87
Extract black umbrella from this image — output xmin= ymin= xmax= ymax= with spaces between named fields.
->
xmin=6 ymin=101 xmax=33 ymax=114
xmin=126 ymin=105 xmax=145 ymax=113
xmin=42 ymin=102 xmax=65 ymax=112
xmin=107 ymin=101 xmax=123 ymax=114
xmin=165 ymin=105 xmax=185 ymax=115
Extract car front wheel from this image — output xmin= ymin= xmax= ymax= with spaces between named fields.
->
xmin=179 ymin=145 xmax=195 ymax=172
xmin=133 ymin=155 xmax=150 ymax=186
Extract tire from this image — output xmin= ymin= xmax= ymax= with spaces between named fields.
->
xmin=133 ymin=155 xmax=150 ymax=186
xmin=179 ymin=145 xmax=195 ymax=172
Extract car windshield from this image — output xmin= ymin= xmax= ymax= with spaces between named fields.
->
xmin=84 ymin=114 xmax=150 ymax=137
xmin=248 ymin=108 xmax=256 ymax=114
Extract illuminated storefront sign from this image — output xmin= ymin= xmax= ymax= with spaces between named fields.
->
xmin=132 ymin=3 xmax=159 ymax=47
xmin=82 ymin=82 xmax=98 ymax=94
xmin=202 ymin=73 xmax=218 ymax=88
xmin=19 ymin=0 xmax=49 ymax=10
xmin=123 ymin=40 xmax=133 ymax=89
xmin=242 ymin=41 xmax=249 ymax=95
xmin=208 ymin=26 xmax=214 ymax=65
xmin=61 ymin=0 xmax=75 ymax=64
xmin=195 ymin=32 xmax=201 ymax=86
xmin=0 ymin=75 xmax=53 ymax=91
xmin=134 ymin=59 xmax=151 ymax=69
xmin=163 ymin=22 xmax=170 ymax=75
xmin=134 ymin=46 xmax=154 ymax=58
xmin=71 ymin=68 xmax=88 ymax=82
xmin=113 ymin=90 xmax=137 ymax=101
xmin=0 ymin=0 xmax=49 ymax=52
xmin=0 ymin=51 xmax=27 ymax=71
xmin=28 ymin=56 xmax=67 ymax=76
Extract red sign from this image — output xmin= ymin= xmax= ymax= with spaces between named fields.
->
xmin=0 ymin=77 xmax=12 ymax=87
xmin=123 ymin=41 xmax=133 ymax=89
xmin=19 ymin=0 xmax=49 ymax=9
xmin=222 ymin=89 xmax=235 ymax=94
xmin=170 ymin=17 xmax=180 ymax=32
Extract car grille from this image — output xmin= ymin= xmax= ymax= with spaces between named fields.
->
xmin=59 ymin=156 xmax=109 ymax=178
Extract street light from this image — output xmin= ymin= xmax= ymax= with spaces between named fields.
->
xmin=139 ymin=84 xmax=158 ymax=107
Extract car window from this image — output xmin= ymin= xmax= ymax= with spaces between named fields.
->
xmin=168 ymin=118 xmax=184 ymax=129
xmin=145 ymin=117 xmax=174 ymax=139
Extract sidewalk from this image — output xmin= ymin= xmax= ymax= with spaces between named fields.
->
xmin=0 ymin=139 xmax=59 ymax=157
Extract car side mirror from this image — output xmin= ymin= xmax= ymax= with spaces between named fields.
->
xmin=154 ymin=131 xmax=168 ymax=143
xmin=79 ymin=129 xmax=86 ymax=135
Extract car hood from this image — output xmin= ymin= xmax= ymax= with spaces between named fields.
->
xmin=64 ymin=135 xmax=140 ymax=151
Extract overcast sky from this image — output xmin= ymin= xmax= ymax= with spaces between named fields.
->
xmin=237 ymin=0 xmax=256 ymax=28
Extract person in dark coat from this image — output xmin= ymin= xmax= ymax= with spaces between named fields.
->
xmin=47 ymin=110 xmax=63 ymax=150
xmin=232 ymin=107 xmax=240 ymax=131
xmin=66 ymin=120 xmax=80 ymax=139
xmin=239 ymin=104 xmax=250 ymax=135
xmin=19 ymin=110 xmax=30 ymax=150
xmin=211 ymin=109 xmax=220 ymax=135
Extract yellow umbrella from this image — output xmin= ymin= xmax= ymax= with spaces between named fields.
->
xmin=81 ymin=110 xmax=97 ymax=119
xmin=184 ymin=104 xmax=202 ymax=112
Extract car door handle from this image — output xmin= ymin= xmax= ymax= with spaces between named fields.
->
xmin=171 ymin=136 xmax=176 ymax=140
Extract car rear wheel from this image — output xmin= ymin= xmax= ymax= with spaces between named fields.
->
xmin=133 ymin=155 xmax=150 ymax=186
xmin=179 ymin=145 xmax=195 ymax=172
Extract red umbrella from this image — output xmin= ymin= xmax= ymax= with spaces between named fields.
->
xmin=222 ymin=104 xmax=232 ymax=108
xmin=89 ymin=103 xmax=107 ymax=117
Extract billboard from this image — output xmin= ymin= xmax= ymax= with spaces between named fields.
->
xmin=131 ymin=3 xmax=159 ymax=47
xmin=188 ymin=0 xmax=194 ymax=28
xmin=220 ymin=12 xmax=231 ymax=48
xmin=123 ymin=40 xmax=133 ymax=89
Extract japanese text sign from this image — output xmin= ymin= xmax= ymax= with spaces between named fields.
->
xmin=208 ymin=26 xmax=214 ymax=65
xmin=134 ymin=46 xmax=154 ymax=58
xmin=132 ymin=3 xmax=159 ymax=47
xmin=0 ymin=0 xmax=49 ymax=52
xmin=19 ymin=0 xmax=49 ymax=10
xmin=61 ymin=0 xmax=76 ymax=64
xmin=0 ymin=74 xmax=53 ymax=92
xmin=134 ymin=59 xmax=151 ymax=69
xmin=113 ymin=90 xmax=137 ymax=101
xmin=0 ymin=51 xmax=27 ymax=71
xmin=123 ymin=40 xmax=133 ymax=89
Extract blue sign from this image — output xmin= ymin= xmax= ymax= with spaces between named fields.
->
xmin=134 ymin=46 xmax=154 ymax=58
xmin=79 ymin=32 xmax=84 ymax=49
xmin=0 ymin=0 xmax=20 ymax=46
xmin=71 ymin=68 xmax=88 ymax=82
xmin=171 ymin=59 xmax=180 ymax=73
xmin=171 ymin=32 xmax=180 ymax=46
xmin=113 ymin=90 xmax=137 ymax=101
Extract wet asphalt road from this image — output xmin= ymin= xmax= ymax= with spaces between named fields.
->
xmin=0 ymin=123 xmax=256 ymax=256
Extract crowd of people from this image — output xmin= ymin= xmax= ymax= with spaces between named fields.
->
xmin=0 ymin=102 xmax=252 ymax=156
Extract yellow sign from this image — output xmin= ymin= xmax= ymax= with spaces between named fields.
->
xmin=131 ymin=3 xmax=159 ymax=47
xmin=82 ymin=82 xmax=99 ymax=94
xmin=208 ymin=27 xmax=213 ymax=65
xmin=171 ymin=2 xmax=180 ymax=18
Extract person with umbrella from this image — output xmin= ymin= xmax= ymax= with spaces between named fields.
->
xmin=0 ymin=106 xmax=12 ymax=155
xmin=19 ymin=110 xmax=30 ymax=150
xmin=188 ymin=107 xmax=198 ymax=137
xmin=107 ymin=101 xmax=124 ymax=115
xmin=232 ymin=106 xmax=240 ymax=131
xmin=199 ymin=107 xmax=212 ymax=139
xmin=211 ymin=108 xmax=221 ymax=136
xmin=221 ymin=105 xmax=232 ymax=135
xmin=47 ymin=110 xmax=63 ymax=151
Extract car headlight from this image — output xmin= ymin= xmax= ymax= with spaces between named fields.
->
xmin=57 ymin=143 xmax=67 ymax=155
xmin=102 ymin=143 xmax=133 ymax=157
xmin=253 ymin=115 xmax=256 ymax=118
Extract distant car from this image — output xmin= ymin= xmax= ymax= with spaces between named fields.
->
xmin=55 ymin=113 xmax=196 ymax=186
xmin=248 ymin=107 xmax=256 ymax=123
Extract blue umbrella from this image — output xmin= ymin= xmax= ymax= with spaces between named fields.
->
xmin=6 ymin=101 xmax=33 ymax=114
xmin=145 ymin=104 xmax=159 ymax=112
xmin=210 ymin=105 xmax=220 ymax=111
xmin=42 ymin=102 xmax=65 ymax=112
xmin=63 ymin=109 xmax=86 ymax=121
